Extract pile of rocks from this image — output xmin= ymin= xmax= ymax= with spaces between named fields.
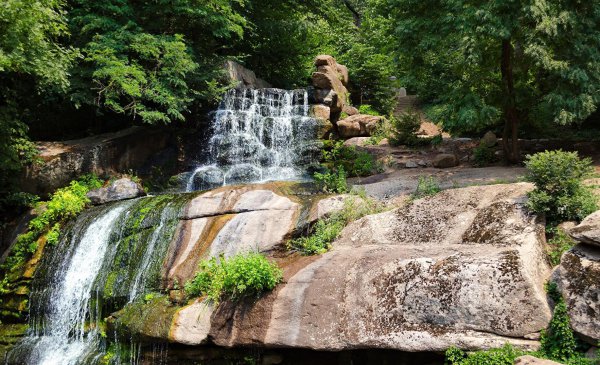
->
xmin=309 ymin=55 xmax=383 ymax=139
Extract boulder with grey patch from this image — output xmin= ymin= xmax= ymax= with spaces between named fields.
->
xmin=86 ymin=177 xmax=146 ymax=205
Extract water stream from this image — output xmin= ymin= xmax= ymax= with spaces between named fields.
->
xmin=186 ymin=88 xmax=320 ymax=191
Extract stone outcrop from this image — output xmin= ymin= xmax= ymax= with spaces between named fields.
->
xmin=116 ymin=183 xmax=552 ymax=353
xmin=568 ymin=210 xmax=600 ymax=247
xmin=552 ymin=244 xmax=600 ymax=344
xmin=514 ymin=356 xmax=562 ymax=365
xmin=310 ymin=55 xmax=350 ymax=122
xmin=21 ymin=126 xmax=179 ymax=197
xmin=337 ymin=114 xmax=384 ymax=138
xmin=87 ymin=177 xmax=146 ymax=205
xmin=224 ymin=60 xmax=271 ymax=89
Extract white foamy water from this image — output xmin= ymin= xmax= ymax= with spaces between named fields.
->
xmin=25 ymin=204 xmax=128 ymax=365
xmin=186 ymin=88 xmax=319 ymax=191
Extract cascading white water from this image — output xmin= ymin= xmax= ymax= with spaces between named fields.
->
xmin=24 ymin=204 xmax=129 ymax=365
xmin=186 ymin=88 xmax=319 ymax=191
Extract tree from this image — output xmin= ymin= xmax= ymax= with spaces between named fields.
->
xmin=0 ymin=0 xmax=77 ymax=207
xmin=381 ymin=0 xmax=600 ymax=162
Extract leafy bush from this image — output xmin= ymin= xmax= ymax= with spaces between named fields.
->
xmin=389 ymin=110 xmax=425 ymax=147
xmin=546 ymin=227 xmax=577 ymax=266
xmin=365 ymin=118 xmax=392 ymax=146
xmin=185 ymin=253 xmax=282 ymax=304
xmin=540 ymin=282 xmax=579 ymax=362
xmin=473 ymin=142 xmax=496 ymax=167
xmin=289 ymin=195 xmax=384 ymax=255
xmin=445 ymin=344 xmax=524 ymax=365
xmin=358 ymin=104 xmax=381 ymax=116
xmin=314 ymin=167 xmax=348 ymax=194
xmin=412 ymin=176 xmax=441 ymax=199
xmin=2 ymin=175 xmax=103 ymax=271
xmin=525 ymin=150 xmax=597 ymax=223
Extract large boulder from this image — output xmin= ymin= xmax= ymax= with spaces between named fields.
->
xmin=157 ymin=183 xmax=551 ymax=352
xmin=552 ymin=244 xmax=600 ymax=344
xmin=433 ymin=153 xmax=459 ymax=168
xmin=224 ymin=60 xmax=271 ymax=89
xmin=337 ymin=114 xmax=383 ymax=138
xmin=568 ymin=210 xmax=600 ymax=247
xmin=311 ymin=55 xmax=349 ymax=115
xmin=86 ymin=177 xmax=146 ymax=205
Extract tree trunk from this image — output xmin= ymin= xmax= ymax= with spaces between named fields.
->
xmin=343 ymin=0 xmax=361 ymax=27
xmin=500 ymin=39 xmax=520 ymax=163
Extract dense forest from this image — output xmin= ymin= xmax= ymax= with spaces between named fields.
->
xmin=1 ymin=0 xmax=600 ymax=210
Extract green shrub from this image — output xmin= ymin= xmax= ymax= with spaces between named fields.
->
xmin=389 ymin=110 xmax=425 ymax=147
xmin=3 ymin=174 xmax=103 ymax=271
xmin=540 ymin=282 xmax=579 ymax=362
xmin=525 ymin=150 xmax=597 ymax=223
xmin=185 ymin=252 xmax=282 ymax=304
xmin=314 ymin=167 xmax=348 ymax=194
xmin=320 ymin=139 xmax=382 ymax=177
xmin=473 ymin=142 xmax=496 ymax=167
xmin=365 ymin=118 xmax=392 ymax=146
xmin=358 ymin=104 xmax=381 ymax=116
xmin=546 ymin=227 xmax=577 ymax=266
xmin=413 ymin=176 xmax=441 ymax=199
xmin=289 ymin=195 xmax=384 ymax=255
xmin=445 ymin=344 xmax=524 ymax=365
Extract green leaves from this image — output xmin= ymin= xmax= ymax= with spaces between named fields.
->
xmin=184 ymin=252 xmax=283 ymax=304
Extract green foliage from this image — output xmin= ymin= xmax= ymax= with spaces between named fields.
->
xmin=413 ymin=176 xmax=441 ymax=199
xmin=445 ymin=344 xmax=524 ymax=365
xmin=358 ymin=104 xmax=380 ymax=116
xmin=2 ymin=175 xmax=103 ymax=271
xmin=473 ymin=143 xmax=496 ymax=167
xmin=389 ymin=111 xmax=426 ymax=147
xmin=540 ymin=283 xmax=579 ymax=362
xmin=289 ymin=195 xmax=384 ymax=255
xmin=525 ymin=151 xmax=597 ymax=223
xmin=546 ymin=227 xmax=577 ymax=267
xmin=320 ymin=139 xmax=382 ymax=177
xmin=185 ymin=252 xmax=282 ymax=304
xmin=314 ymin=167 xmax=348 ymax=194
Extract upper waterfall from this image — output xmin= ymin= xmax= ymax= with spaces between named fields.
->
xmin=186 ymin=88 xmax=320 ymax=191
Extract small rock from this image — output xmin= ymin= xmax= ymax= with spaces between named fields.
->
xmin=568 ymin=210 xmax=600 ymax=247
xmin=514 ymin=355 xmax=562 ymax=365
xmin=481 ymin=131 xmax=497 ymax=147
xmin=310 ymin=104 xmax=330 ymax=120
xmin=337 ymin=114 xmax=383 ymax=138
xmin=343 ymin=105 xmax=358 ymax=116
xmin=405 ymin=161 xmax=418 ymax=168
xmin=86 ymin=177 xmax=146 ymax=205
xmin=523 ymin=332 xmax=541 ymax=340
xmin=343 ymin=137 xmax=370 ymax=147
xmin=433 ymin=154 xmax=458 ymax=168
xmin=417 ymin=160 xmax=427 ymax=167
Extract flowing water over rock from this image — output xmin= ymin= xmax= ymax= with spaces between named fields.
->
xmin=186 ymin=88 xmax=320 ymax=191
xmin=7 ymin=195 xmax=189 ymax=364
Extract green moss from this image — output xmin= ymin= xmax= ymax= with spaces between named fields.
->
xmin=109 ymin=295 xmax=179 ymax=341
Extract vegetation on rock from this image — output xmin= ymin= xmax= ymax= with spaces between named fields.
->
xmin=525 ymin=151 xmax=598 ymax=224
xmin=185 ymin=252 xmax=282 ymax=304
xmin=289 ymin=194 xmax=384 ymax=255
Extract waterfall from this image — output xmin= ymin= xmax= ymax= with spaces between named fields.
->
xmin=11 ymin=203 xmax=130 ymax=365
xmin=186 ymin=88 xmax=320 ymax=191
xmin=7 ymin=195 xmax=188 ymax=365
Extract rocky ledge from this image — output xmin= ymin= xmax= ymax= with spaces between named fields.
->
xmin=112 ymin=182 xmax=559 ymax=352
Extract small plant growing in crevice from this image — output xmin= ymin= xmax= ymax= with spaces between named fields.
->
xmin=412 ymin=176 xmax=441 ymax=199
xmin=525 ymin=150 xmax=597 ymax=224
xmin=289 ymin=195 xmax=384 ymax=255
xmin=185 ymin=252 xmax=282 ymax=304
xmin=445 ymin=343 xmax=524 ymax=365
xmin=540 ymin=282 xmax=579 ymax=362
xmin=546 ymin=226 xmax=577 ymax=266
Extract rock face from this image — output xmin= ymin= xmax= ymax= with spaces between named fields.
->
xmin=310 ymin=55 xmax=351 ymax=121
xmin=515 ymin=355 xmax=562 ymax=365
xmin=224 ymin=60 xmax=271 ymax=89
xmin=337 ymin=114 xmax=383 ymax=138
xmin=568 ymin=210 xmax=600 ymax=247
xmin=552 ymin=244 xmax=600 ymax=344
xmin=87 ymin=178 xmax=146 ymax=205
xmin=21 ymin=126 xmax=179 ymax=197
xmin=116 ymin=183 xmax=552 ymax=353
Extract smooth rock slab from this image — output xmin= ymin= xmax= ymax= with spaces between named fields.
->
xmin=569 ymin=210 xmax=600 ymax=247
xmin=515 ymin=356 xmax=562 ymax=365
xmin=552 ymin=244 xmax=600 ymax=344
